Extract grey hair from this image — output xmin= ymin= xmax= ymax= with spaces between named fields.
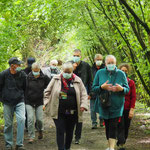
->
xmin=50 ymin=59 xmax=58 ymax=65
xmin=62 ymin=62 xmax=73 ymax=70
xmin=73 ymin=49 xmax=81 ymax=53
xmin=105 ymin=55 xmax=116 ymax=63
xmin=94 ymin=54 xmax=103 ymax=60
xmin=32 ymin=62 xmax=40 ymax=69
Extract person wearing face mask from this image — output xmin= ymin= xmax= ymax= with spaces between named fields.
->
xmin=90 ymin=54 xmax=105 ymax=129
xmin=0 ymin=57 xmax=26 ymax=150
xmin=117 ymin=64 xmax=136 ymax=150
xmin=23 ymin=57 xmax=36 ymax=75
xmin=71 ymin=49 xmax=92 ymax=144
xmin=25 ymin=62 xmax=50 ymax=143
xmin=44 ymin=62 xmax=88 ymax=150
xmin=50 ymin=59 xmax=60 ymax=78
xmin=23 ymin=57 xmax=36 ymax=131
xmin=92 ymin=55 xmax=129 ymax=150
xmin=42 ymin=59 xmax=60 ymax=79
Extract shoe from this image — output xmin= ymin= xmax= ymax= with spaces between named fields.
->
xmin=105 ymin=148 xmax=110 ymax=150
xmin=38 ymin=131 xmax=43 ymax=139
xmin=75 ymin=139 xmax=80 ymax=144
xmin=28 ymin=139 xmax=34 ymax=144
xmin=15 ymin=145 xmax=26 ymax=150
xmin=118 ymin=148 xmax=125 ymax=150
xmin=91 ymin=124 xmax=97 ymax=129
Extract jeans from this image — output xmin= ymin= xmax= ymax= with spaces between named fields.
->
xmin=4 ymin=102 xmax=25 ymax=148
xmin=54 ymin=114 xmax=77 ymax=150
xmin=90 ymin=99 xmax=102 ymax=125
xmin=26 ymin=105 xmax=43 ymax=139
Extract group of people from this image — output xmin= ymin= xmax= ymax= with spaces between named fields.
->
xmin=0 ymin=49 xmax=136 ymax=150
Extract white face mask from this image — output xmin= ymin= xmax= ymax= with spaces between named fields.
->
xmin=96 ymin=60 xmax=102 ymax=66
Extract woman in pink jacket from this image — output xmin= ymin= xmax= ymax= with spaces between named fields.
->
xmin=44 ymin=62 xmax=88 ymax=150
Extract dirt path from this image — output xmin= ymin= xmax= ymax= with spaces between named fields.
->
xmin=0 ymin=108 xmax=150 ymax=150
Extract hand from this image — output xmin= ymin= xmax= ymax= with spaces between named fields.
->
xmin=88 ymin=95 xmax=91 ymax=100
xmin=73 ymin=63 xmax=78 ymax=70
xmin=80 ymin=107 xmax=86 ymax=112
xmin=43 ymin=105 xmax=46 ymax=111
xmin=101 ymin=80 xmax=112 ymax=91
xmin=111 ymin=84 xmax=124 ymax=92
xmin=129 ymin=108 xmax=134 ymax=119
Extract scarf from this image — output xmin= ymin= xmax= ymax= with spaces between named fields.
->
xmin=61 ymin=73 xmax=76 ymax=91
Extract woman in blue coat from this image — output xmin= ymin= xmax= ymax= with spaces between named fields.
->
xmin=92 ymin=55 xmax=129 ymax=150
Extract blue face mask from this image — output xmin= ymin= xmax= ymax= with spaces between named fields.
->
xmin=15 ymin=67 xmax=22 ymax=72
xmin=107 ymin=64 xmax=116 ymax=71
xmin=63 ymin=73 xmax=72 ymax=79
xmin=32 ymin=71 xmax=40 ymax=76
xmin=51 ymin=66 xmax=56 ymax=70
xmin=73 ymin=56 xmax=80 ymax=63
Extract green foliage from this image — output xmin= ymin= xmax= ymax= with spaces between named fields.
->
xmin=0 ymin=0 xmax=150 ymax=105
xmin=0 ymin=103 xmax=4 ymax=129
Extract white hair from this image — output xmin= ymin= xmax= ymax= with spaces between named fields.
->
xmin=50 ymin=59 xmax=58 ymax=65
xmin=94 ymin=54 xmax=103 ymax=60
xmin=62 ymin=62 xmax=73 ymax=70
xmin=32 ymin=62 xmax=40 ymax=69
xmin=105 ymin=55 xmax=116 ymax=63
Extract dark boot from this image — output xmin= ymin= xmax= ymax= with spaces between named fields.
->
xmin=15 ymin=145 xmax=26 ymax=150
xmin=38 ymin=131 xmax=43 ymax=139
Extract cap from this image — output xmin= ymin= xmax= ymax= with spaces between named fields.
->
xmin=8 ymin=57 xmax=23 ymax=65
xmin=27 ymin=57 xmax=36 ymax=67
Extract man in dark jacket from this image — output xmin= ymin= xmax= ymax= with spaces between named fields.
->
xmin=90 ymin=54 xmax=105 ymax=129
xmin=25 ymin=62 xmax=50 ymax=143
xmin=0 ymin=57 xmax=26 ymax=150
xmin=23 ymin=57 xmax=36 ymax=130
xmin=23 ymin=57 xmax=36 ymax=75
xmin=72 ymin=49 xmax=92 ymax=144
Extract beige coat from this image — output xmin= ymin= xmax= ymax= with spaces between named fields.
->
xmin=44 ymin=74 xmax=88 ymax=122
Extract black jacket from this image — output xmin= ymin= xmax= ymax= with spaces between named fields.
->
xmin=25 ymin=71 xmax=50 ymax=107
xmin=92 ymin=63 xmax=105 ymax=78
xmin=90 ymin=63 xmax=105 ymax=99
xmin=73 ymin=61 xmax=92 ymax=94
xmin=0 ymin=69 xmax=27 ymax=105
xmin=23 ymin=66 xmax=32 ymax=75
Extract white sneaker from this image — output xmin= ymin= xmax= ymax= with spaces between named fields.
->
xmin=105 ymin=148 xmax=110 ymax=150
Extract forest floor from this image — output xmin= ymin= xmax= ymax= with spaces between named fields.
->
xmin=0 ymin=102 xmax=150 ymax=150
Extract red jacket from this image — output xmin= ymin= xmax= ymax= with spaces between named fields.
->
xmin=124 ymin=77 xmax=136 ymax=110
